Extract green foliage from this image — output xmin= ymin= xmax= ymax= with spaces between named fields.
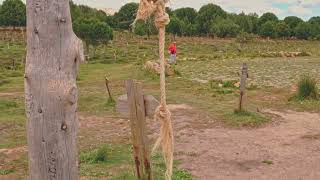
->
xmin=284 ymin=16 xmax=303 ymax=36
xmin=0 ymin=169 xmax=15 ymax=175
xmin=259 ymin=21 xmax=277 ymax=38
xmin=258 ymin=12 xmax=278 ymax=28
xmin=133 ymin=18 xmax=157 ymax=37
xmin=74 ymin=18 xmax=113 ymax=47
xmin=276 ymin=21 xmax=290 ymax=38
xmin=295 ymin=22 xmax=312 ymax=40
xmin=297 ymin=75 xmax=318 ymax=100
xmin=210 ymin=18 xmax=240 ymax=38
xmin=0 ymin=0 xmax=26 ymax=27
xmin=174 ymin=7 xmax=197 ymax=24
xmin=308 ymin=17 xmax=320 ymax=39
xmin=133 ymin=20 xmax=147 ymax=36
xmin=233 ymin=12 xmax=259 ymax=34
xmin=114 ymin=2 xmax=138 ymax=29
xmin=80 ymin=145 xmax=130 ymax=164
xmin=196 ymin=3 xmax=227 ymax=35
xmin=167 ymin=16 xmax=183 ymax=38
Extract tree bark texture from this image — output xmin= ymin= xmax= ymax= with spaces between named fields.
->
xmin=25 ymin=0 xmax=84 ymax=179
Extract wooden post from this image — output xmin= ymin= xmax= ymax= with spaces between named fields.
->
xmin=105 ymin=76 xmax=114 ymax=101
xmin=239 ymin=63 xmax=248 ymax=111
xmin=12 ymin=58 xmax=16 ymax=70
xmin=25 ymin=0 xmax=84 ymax=179
xmin=126 ymin=80 xmax=152 ymax=180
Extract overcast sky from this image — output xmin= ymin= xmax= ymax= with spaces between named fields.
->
xmin=77 ymin=0 xmax=320 ymax=20
xmin=1 ymin=0 xmax=320 ymax=20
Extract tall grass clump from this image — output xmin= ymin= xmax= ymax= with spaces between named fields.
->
xmin=297 ymin=75 xmax=318 ymax=100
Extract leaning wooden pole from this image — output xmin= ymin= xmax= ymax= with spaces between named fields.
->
xmin=25 ymin=0 xmax=84 ymax=179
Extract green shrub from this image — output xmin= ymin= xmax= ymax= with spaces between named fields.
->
xmin=80 ymin=145 xmax=108 ymax=163
xmin=0 ymin=169 xmax=15 ymax=175
xmin=95 ymin=146 xmax=108 ymax=162
xmin=236 ymin=31 xmax=256 ymax=44
xmin=297 ymin=75 xmax=318 ymax=100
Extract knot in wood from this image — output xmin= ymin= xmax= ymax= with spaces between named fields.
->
xmin=34 ymin=27 xmax=39 ymax=34
xmin=67 ymin=86 xmax=77 ymax=105
xmin=61 ymin=123 xmax=67 ymax=131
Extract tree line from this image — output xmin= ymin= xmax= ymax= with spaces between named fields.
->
xmin=1 ymin=0 xmax=320 ymax=41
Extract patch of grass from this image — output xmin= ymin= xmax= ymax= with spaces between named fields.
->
xmin=0 ymin=169 xmax=15 ymax=175
xmin=0 ymin=99 xmax=18 ymax=109
xmin=80 ymin=144 xmax=130 ymax=165
xmin=287 ymin=99 xmax=320 ymax=112
xmin=223 ymin=80 xmax=237 ymax=88
xmin=296 ymin=74 xmax=318 ymax=100
xmin=0 ymin=74 xmax=10 ymax=86
xmin=104 ymin=98 xmax=116 ymax=108
xmin=0 ymin=98 xmax=26 ymax=149
xmin=111 ymin=153 xmax=194 ymax=180
xmin=262 ymin=160 xmax=273 ymax=165
xmin=223 ymin=110 xmax=269 ymax=127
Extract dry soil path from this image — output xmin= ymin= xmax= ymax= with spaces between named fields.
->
xmin=168 ymin=106 xmax=320 ymax=180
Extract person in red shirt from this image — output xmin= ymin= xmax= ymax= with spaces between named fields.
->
xmin=168 ymin=42 xmax=177 ymax=64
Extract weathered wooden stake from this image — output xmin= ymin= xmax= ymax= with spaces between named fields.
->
xmin=25 ymin=0 xmax=84 ymax=179
xmin=126 ymin=80 xmax=152 ymax=180
xmin=12 ymin=58 xmax=16 ymax=70
xmin=105 ymin=76 xmax=114 ymax=101
xmin=239 ymin=63 xmax=248 ymax=111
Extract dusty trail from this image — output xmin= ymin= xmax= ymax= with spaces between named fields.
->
xmin=2 ymin=105 xmax=319 ymax=180
xmin=169 ymin=107 xmax=320 ymax=180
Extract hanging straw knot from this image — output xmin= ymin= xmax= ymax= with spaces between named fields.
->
xmin=132 ymin=0 xmax=170 ymax=29
xmin=154 ymin=105 xmax=171 ymax=121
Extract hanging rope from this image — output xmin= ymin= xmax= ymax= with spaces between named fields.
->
xmin=133 ymin=0 xmax=173 ymax=179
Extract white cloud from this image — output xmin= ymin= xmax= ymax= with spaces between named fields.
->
xmin=288 ymin=5 xmax=313 ymax=15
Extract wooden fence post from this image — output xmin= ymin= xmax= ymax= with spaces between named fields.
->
xmin=239 ymin=63 xmax=248 ymax=111
xmin=126 ymin=80 xmax=152 ymax=180
xmin=105 ymin=76 xmax=114 ymax=101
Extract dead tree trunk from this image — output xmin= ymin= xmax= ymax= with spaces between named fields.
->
xmin=25 ymin=1 xmax=84 ymax=180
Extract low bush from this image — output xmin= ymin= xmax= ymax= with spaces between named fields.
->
xmin=297 ymin=75 xmax=318 ymax=100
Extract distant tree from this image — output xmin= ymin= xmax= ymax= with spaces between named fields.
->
xmin=284 ymin=16 xmax=303 ymax=36
xmin=167 ymin=16 xmax=182 ymax=40
xmin=295 ymin=22 xmax=312 ymax=40
xmin=174 ymin=7 xmax=197 ymax=23
xmin=105 ymin=15 xmax=117 ymax=28
xmin=232 ymin=12 xmax=258 ymax=34
xmin=70 ymin=1 xmax=81 ymax=22
xmin=166 ymin=7 xmax=174 ymax=17
xmin=0 ymin=0 xmax=26 ymax=27
xmin=258 ymin=12 xmax=278 ymax=31
xmin=259 ymin=21 xmax=277 ymax=38
xmin=308 ymin=16 xmax=320 ymax=39
xmin=133 ymin=20 xmax=147 ymax=36
xmin=276 ymin=21 xmax=290 ymax=38
xmin=114 ymin=2 xmax=138 ymax=29
xmin=0 ymin=5 xmax=2 ymax=26
xmin=180 ymin=21 xmax=197 ymax=36
xmin=210 ymin=18 xmax=240 ymax=38
xmin=73 ymin=18 xmax=113 ymax=56
xmin=308 ymin=16 xmax=320 ymax=25
xmin=196 ymin=3 xmax=227 ymax=35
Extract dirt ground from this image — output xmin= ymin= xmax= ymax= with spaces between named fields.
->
xmin=2 ymin=105 xmax=320 ymax=180
xmin=168 ymin=105 xmax=320 ymax=180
